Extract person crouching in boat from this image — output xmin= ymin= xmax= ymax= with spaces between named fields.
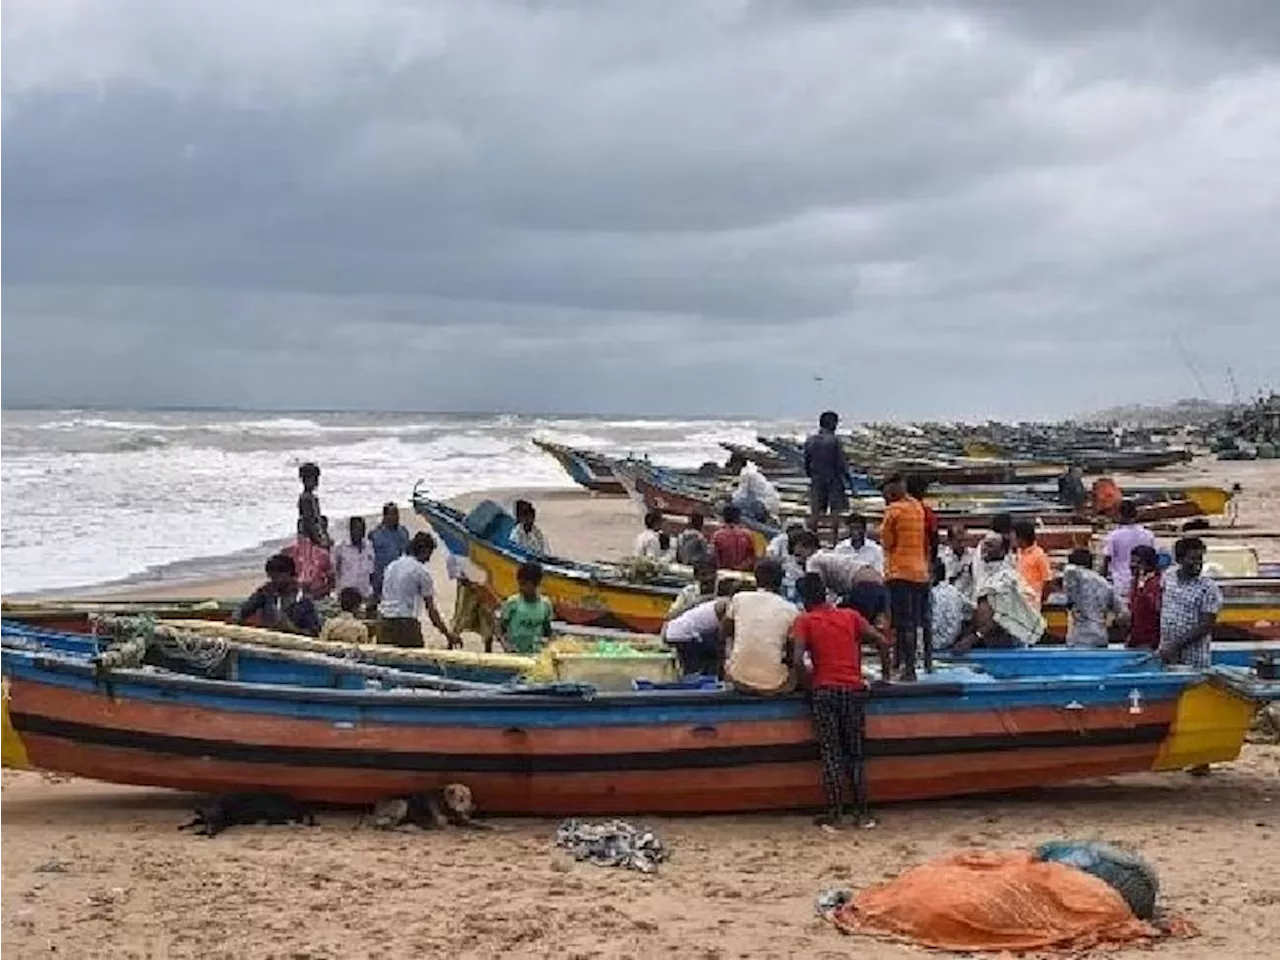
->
xmin=495 ymin=561 xmax=554 ymax=655
xmin=722 ymin=559 xmax=800 ymax=695
xmin=930 ymin=560 xmax=973 ymax=652
xmin=1125 ymin=545 xmax=1163 ymax=651
xmin=320 ymin=587 xmax=371 ymax=644
xmin=790 ymin=572 xmax=892 ymax=829
xmin=952 ymin=537 xmax=1045 ymax=652
xmin=663 ymin=578 xmax=741 ymax=677
xmin=377 ymin=532 xmax=462 ymax=650
xmin=233 ymin=553 xmax=322 ymax=637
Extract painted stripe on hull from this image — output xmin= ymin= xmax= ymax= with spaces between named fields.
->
xmin=13 ymin=714 xmax=1172 ymax=772
xmin=18 ymin=737 xmax=1166 ymax=812
xmin=9 ymin=680 xmax=1179 ymax=748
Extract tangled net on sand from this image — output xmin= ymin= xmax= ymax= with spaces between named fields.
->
xmin=1247 ymin=703 xmax=1280 ymax=744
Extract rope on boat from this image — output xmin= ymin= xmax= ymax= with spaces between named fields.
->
xmin=93 ymin=614 xmax=231 ymax=677
xmin=90 ymin=615 xmax=520 ymax=694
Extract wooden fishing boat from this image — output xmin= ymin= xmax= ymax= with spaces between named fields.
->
xmin=531 ymin=438 xmax=627 ymax=495
xmin=3 ymin=630 xmax=1271 ymax=813
xmin=417 ymin=491 xmax=682 ymax=634
xmin=0 ymin=599 xmax=237 ymax=636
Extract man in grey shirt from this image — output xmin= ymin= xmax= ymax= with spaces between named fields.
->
xmin=804 ymin=411 xmax=850 ymax=518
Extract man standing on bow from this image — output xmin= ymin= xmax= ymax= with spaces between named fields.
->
xmin=879 ymin=474 xmax=930 ymax=679
xmin=804 ymin=411 xmax=850 ymax=521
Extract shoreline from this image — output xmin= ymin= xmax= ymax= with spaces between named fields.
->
xmin=6 ymin=484 xmax=595 ymax=604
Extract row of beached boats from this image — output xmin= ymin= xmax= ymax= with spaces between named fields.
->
xmin=531 ymin=438 xmax=1236 ymax=528
xmin=3 ymin=489 xmax=1277 ymax=816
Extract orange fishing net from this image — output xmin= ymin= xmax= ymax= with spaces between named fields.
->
xmin=826 ymin=849 xmax=1178 ymax=952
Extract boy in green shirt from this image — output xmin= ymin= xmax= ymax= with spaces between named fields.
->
xmin=496 ymin=561 xmax=554 ymax=654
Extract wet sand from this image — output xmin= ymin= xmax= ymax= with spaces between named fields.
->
xmin=4 ymin=463 xmax=1280 ymax=957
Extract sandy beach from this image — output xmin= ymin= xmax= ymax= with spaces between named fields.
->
xmin=4 ymin=464 xmax=1280 ymax=958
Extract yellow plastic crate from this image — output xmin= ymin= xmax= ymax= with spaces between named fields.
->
xmin=552 ymin=652 xmax=678 ymax=691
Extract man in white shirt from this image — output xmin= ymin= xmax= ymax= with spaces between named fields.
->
xmin=765 ymin=522 xmax=806 ymax=598
xmin=833 ymin=514 xmax=884 ymax=576
xmin=634 ymin=509 xmax=675 ymax=563
xmin=723 ymin=559 xmax=800 ymax=695
xmin=664 ymin=596 xmax=729 ymax=677
xmin=332 ymin=516 xmax=375 ymax=601
xmin=377 ymin=532 xmax=462 ymax=649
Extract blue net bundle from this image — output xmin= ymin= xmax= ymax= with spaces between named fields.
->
xmin=1034 ymin=841 xmax=1159 ymax=920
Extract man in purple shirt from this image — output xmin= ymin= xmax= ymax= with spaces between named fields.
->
xmin=1101 ymin=500 xmax=1156 ymax=606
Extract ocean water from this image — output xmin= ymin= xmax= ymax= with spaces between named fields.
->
xmin=0 ymin=410 xmax=800 ymax=594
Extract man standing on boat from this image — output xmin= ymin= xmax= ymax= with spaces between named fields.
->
xmin=804 ymin=411 xmax=850 ymax=521
xmin=377 ymin=532 xmax=462 ymax=649
xmin=880 ymin=475 xmax=930 ymax=679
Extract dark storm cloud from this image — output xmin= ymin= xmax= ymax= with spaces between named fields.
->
xmin=2 ymin=0 xmax=1277 ymax=417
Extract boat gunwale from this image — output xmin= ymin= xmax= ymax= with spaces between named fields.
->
xmin=2 ymin=645 xmax=1204 ymax=711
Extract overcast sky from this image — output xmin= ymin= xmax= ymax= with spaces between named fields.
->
xmin=3 ymin=1 xmax=1277 ymax=419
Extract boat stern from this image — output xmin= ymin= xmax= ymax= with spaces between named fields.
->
xmin=2 ymin=678 xmax=31 ymax=770
xmin=1151 ymin=678 xmax=1258 ymax=771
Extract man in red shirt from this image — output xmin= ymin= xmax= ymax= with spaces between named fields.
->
xmin=710 ymin=504 xmax=757 ymax=572
xmin=791 ymin=572 xmax=892 ymax=830
xmin=1126 ymin=545 xmax=1162 ymax=649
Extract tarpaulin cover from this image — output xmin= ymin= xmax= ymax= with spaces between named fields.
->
xmin=825 ymin=849 xmax=1165 ymax=952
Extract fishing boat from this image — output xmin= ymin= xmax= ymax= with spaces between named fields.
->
xmin=3 ymin=624 xmax=1272 ymax=814
xmin=418 ymin=491 xmax=682 ymax=633
xmin=531 ymin=439 xmax=627 ymax=495
xmin=0 ymin=599 xmax=237 ymax=636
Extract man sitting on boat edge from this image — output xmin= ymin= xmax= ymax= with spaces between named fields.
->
xmin=232 ymin=553 xmax=322 ymax=637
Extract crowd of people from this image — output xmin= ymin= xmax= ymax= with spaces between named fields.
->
xmin=230 ymin=464 xmax=557 ymax=654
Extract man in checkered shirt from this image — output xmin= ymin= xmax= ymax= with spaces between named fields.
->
xmin=1158 ymin=537 xmax=1222 ymax=669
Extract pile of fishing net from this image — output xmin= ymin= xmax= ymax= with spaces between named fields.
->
xmin=613 ymin=556 xmax=669 ymax=584
xmin=555 ymin=818 xmax=666 ymax=874
xmin=817 ymin=843 xmax=1196 ymax=953
xmin=1247 ymin=703 xmax=1280 ymax=744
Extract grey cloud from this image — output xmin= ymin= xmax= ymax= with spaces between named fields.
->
xmin=3 ymin=1 xmax=1278 ymax=417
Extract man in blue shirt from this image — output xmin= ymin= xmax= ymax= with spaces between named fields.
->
xmin=369 ymin=502 xmax=411 ymax=607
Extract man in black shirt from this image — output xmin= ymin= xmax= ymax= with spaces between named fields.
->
xmin=803 ymin=411 xmax=850 ymax=519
